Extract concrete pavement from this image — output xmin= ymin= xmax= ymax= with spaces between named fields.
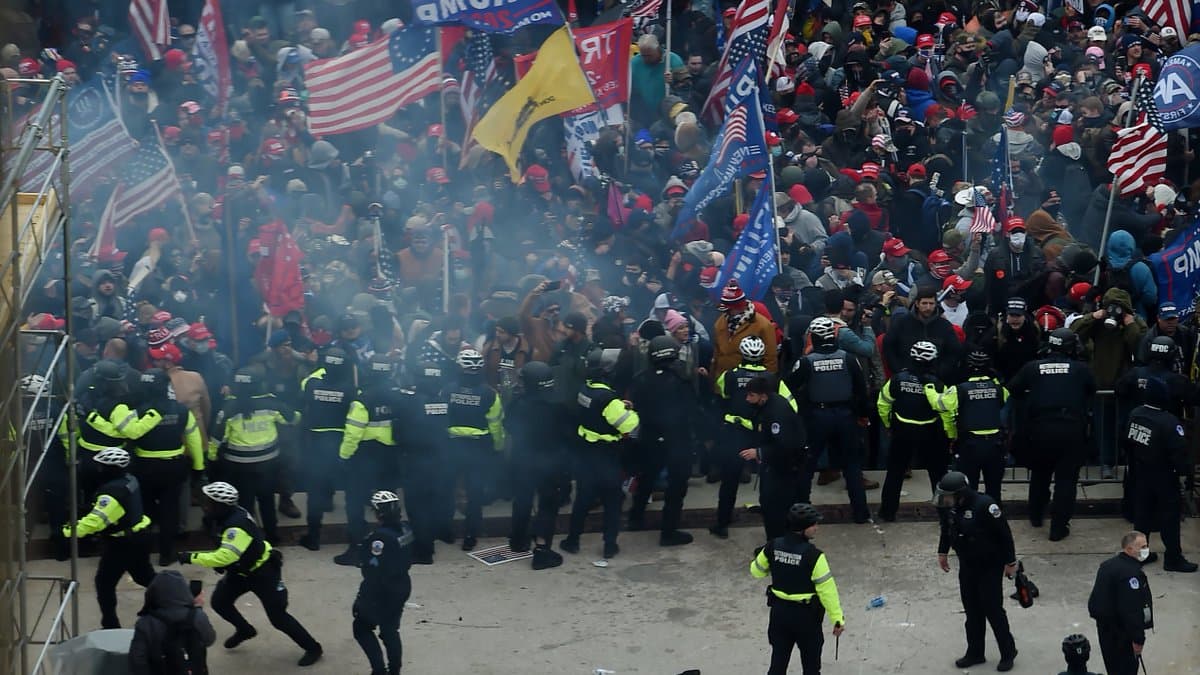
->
xmin=27 ymin=516 xmax=1200 ymax=674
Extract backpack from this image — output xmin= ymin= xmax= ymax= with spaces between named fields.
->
xmin=1101 ymin=258 xmax=1149 ymax=299
xmin=160 ymin=608 xmax=207 ymax=675
xmin=904 ymin=187 xmax=952 ymax=240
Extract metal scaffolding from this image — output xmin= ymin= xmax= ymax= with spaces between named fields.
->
xmin=1 ymin=74 xmax=79 ymax=675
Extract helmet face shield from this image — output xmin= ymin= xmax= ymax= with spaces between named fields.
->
xmin=932 ymin=485 xmax=960 ymax=508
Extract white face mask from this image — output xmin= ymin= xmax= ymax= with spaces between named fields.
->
xmin=1137 ymin=547 xmax=1150 ymax=562
xmin=173 ymin=290 xmax=188 ymax=303
xmin=1009 ymin=232 xmax=1026 ymax=250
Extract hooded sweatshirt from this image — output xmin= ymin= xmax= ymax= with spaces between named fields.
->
xmin=129 ymin=570 xmax=216 ymax=675
xmin=1104 ymin=230 xmax=1158 ymax=318
xmin=1020 ymin=41 xmax=1048 ymax=79
xmin=1069 ymin=287 xmax=1147 ymax=387
xmin=903 ymin=68 xmax=936 ymax=121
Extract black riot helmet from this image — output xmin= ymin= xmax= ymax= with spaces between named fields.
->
xmin=363 ymin=354 xmax=395 ymax=384
xmin=648 ymin=335 xmax=680 ymax=364
xmin=1062 ymin=634 xmax=1090 ymax=665
xmin=934 ymin=470 xmax=971 ymax=507
xmin=232 ymin=368 xmax=262 ymax=396
xmin=94 ymin=360 xmax=128 ymax=395
xmin=787 ymin=503 xmax=823 ymax=531
xmin=138 ymin=368 xmax=171 ymax=398
xmin=966 ymin=348 xmax=992 ymax=374
xmin=1046 ymin=328 xmax=1079 ymax=357
xmin=321 ymin=347 xmax=351 ymax=381
xmin=585 ymin=348 xmax=610 ymax=379
xmin=519 ymin=361 xmax=554 ymax=394
xmin=1147 ymin=335 xmax=1178 ymax=366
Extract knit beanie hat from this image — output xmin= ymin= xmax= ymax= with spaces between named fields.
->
xmin=1051 ymin=124 xmax=1074 ymax=147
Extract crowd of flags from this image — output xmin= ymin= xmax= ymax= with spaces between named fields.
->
xmin=1109 ymin=76 xmax=1169 ymax=198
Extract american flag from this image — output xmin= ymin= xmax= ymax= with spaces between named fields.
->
xmin=968 ymin=188 xmax=997 ymax=233
xmin=129 ymin=0 xmax=170 ymax=62
xmin=627 ymin=0 xmax=664 ymax=18
xmin=714 ymin=106 xmax=749 ymax=165
xmin=701 ymin=0 xmax=771 ymax=126
xmin=1109 ymin=78 xmax=1168 ymax=198
xmin=765 ymin=0 xmax=796 ymax=79
xmin=459 ymin=31 xmax=504 ymax=168
xmin=305 ymin=25 xmax=440 ymax=137
xmin=1143 ymin=0 xmax=1190 ymax=40
xmin=7 ymin=82 xmax=137 ymax=199
xmin=108 ymin=143 xmax=180 ymax=228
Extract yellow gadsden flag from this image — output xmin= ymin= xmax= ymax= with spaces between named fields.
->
xmin=472 ymin=27 xmax=595 ymax=178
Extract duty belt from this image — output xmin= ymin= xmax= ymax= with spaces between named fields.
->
xmin=811 ymin=402 xmax=851 ymax=409
xmin=578 ymin=426 xmax=620 ymax=443
xmin=134 ymin=446 xmax=185 ymax=459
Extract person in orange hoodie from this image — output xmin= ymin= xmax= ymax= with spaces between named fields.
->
xmin=711 ymin=280 xmax=778 ymax=381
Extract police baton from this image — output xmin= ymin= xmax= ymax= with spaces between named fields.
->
xmin=835 ymin=633 xmax=839 ymax=660
xmin=1139 ymin=654 xmax=1149 ymax=674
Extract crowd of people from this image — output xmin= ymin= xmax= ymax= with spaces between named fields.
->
xmin=5 ymin=0 xmax=1200 ymax=671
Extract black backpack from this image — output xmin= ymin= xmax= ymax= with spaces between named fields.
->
xmin=159 ymin=608 xmax=207 ymax=675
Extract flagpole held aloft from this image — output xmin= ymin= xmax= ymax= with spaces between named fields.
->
xmin=1097 ymin=76 xmax=1144 ymax=284
xmin=665 ymin=0 xmax=673 ymax=97
xmin=436 ymin=27 xmax=448 ymax=168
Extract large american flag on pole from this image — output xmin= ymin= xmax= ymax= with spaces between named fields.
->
xmin=1143 ymin=0 xmax=1190 ymax=40
xmin=108 ymin=143 xmax=180 ymax=228
xmin=627 ymin=0 xmax=664 ymax=18
xmin=701 ymin=0 xmax=771 ymax=126
xmin=459 ymin=31 xmax=506 ymax=167
xmin=305 ymin=25 xmax=440 ymax=137
xmin=129 ymin=0 xmax=170 ymax=61
xmin=1109 ymin=78 xmax=1168 ymax=198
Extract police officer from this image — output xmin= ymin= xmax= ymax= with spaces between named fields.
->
xmin=1087 ymin=531 xmax=1154 ymax=675
xmin=628 ymin=336 xmax=697 ymax=546
xmin=403 ymin=362 xmax=449 ymax=560
xmin=335 ymin=355 xmax=405 ymax=566
xmin=1007 ymin=328 xmax=1096 ymax=540
xmin=934 ymin=471 xmax=1019 ymax=672
xmin=129 ymin=368 xmax=205 ymax=566
xmin=505 ymin=361 xmax=568 ymax=568
xmin=209 ymin=369 xmax=299 ymax=542
xmin=749 ymin=503 xmax=845 ymax=675
xmin=1122 ymin=379 xmax=1198 ymax=572
xmin=563 ymin=349 xmax=640 ymax=559
xmin=1059 ymin=634 xmax=1102 ymax=675
xmin=789 ymin=317 xmax=871 ymax=523
xmin=712 ymin=336 xmax=796 ymax=538
xmin=352 ymin=491 xmax=413 ymax=675
xmin=179 ymin=481 xmax=323 ymax=666
xmin=739 ymin=377 xmax=806 ymax=540
xmin=445 ymin=348 xmax=505 ymax=552
xmin=877 ymin=341 xmax=956 ymax=522
xmin=62 ymin=448 xmax=156 ymax=629
xmin=58 ymin=360 xmax=163 ymax=493
xmin=298 ymin=348 xmax=357 ymax=551
xmin=951 ymin=349 xmax=1009 ymax=503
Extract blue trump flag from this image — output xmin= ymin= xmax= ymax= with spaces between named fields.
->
xmin=671 ymin=56 xmax=768 ymax=240
xmin=410 ymin=0 xmax=563 ymax=32
xmin=1154 ymin=43 xmax=1200 ymax=130
xmin=1148 ymin=217 xmax=1200 ymax=317
xmin=710 ymin=185 xmax=778 ymax=301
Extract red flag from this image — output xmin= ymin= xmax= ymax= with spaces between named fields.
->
xmin=195 ymin=0 xmax=233 ymax=115
xmin=254 ymin=221 xmax=306 ymax=317
xmin=511 ymin=19 xmax=632 ymax=114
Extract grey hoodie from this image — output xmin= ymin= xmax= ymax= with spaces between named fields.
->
xmin=129 ymin=571 xmax=216 ymax=675
xmin=1020 ymin=41 xmax=1047 ymax=79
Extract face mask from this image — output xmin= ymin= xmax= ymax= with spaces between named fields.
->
xmin=1009 ymin=232 xmax=1026 ymax=250
xmin=173 ymin=290 xmax=188 ymax=303
xmin=771 ymin=146 xmax=782 ymax=157
xmin=1137 ymin=547 xmax=1150 ymax=562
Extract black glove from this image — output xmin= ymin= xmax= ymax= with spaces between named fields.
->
xmin=177 ymin=551 xmax=192 ymax=565
xmin=192 ymin=470 xmax=208 ymax=485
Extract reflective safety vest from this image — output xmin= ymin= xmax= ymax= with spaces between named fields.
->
xmin=577 ymin=380 xmax=639 ymax=443
xmin=210 ymin=395 xmax=295 ymax=463
xmin=189 ymin=506 xmax=272 ymax=576
xmin=446 ymin=383 xmax=504 ymax=448
xmin=803 ymin=350 xmax=853 ymax=405
xmin=60 ymin=401 xmax=162 ymax=453
xmin=955 ymin=376 xmax=1007 ymax=436
xmin=340 ymin=385 xmax=403 ymax=459
xmin=65 ymin=474 xmax=151 ymax=538
xmin=879 ymin=371 xmax=938 ymax=424
xmin=718 ymin=364 xmax=795 ymax=429
xmin=749 ymin=534 xmax=844 ymax=626
xmin=134 ymin=400 xmax=205 ymax=470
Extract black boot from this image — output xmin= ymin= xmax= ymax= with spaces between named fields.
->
xmin=299 ymin=523 xmax=321 ymax=551
xmin=333 ymin=547 xmax=358 ymax=566
xmin=531 ymin=545 xmax=563 ymax=570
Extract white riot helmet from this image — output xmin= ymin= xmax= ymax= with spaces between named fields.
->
xmin=201 ymin=481 xmax=240 ymax=505
xmin=93 ymin=447 xmax=130 ymax=468
xmin=739 ymin=336 xmax=767 ymax=362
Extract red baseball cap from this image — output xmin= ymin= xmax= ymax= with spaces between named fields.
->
xmin=524 ymin=164 xmax=550 ymax=192
xmin=860 ymin=162 xmax=881 ymax=180
xmin=425 ymin=167 xmax=451 ymax=184
xmin=1003 ymin=217 xmax=1026 ymax=233
xmin=907 ymin=163 xmax=927 ymax=178
xmin=788 ymin=183 xmax=814 ymax=205
xmin=150 ymin=310 xmax=172 ymax=325
xmin=187 ymin=322 xmax=213 ymax=341
xmin=882 ymin=238 xmax=911 ymax=257
xmin=427 ymin=123 xmax=444 ymax=138
xmin=853 ymin=15 xmax=871 ymax=28
xmin=149 ymin=343 xmax=182 ymax=364
xmin=916 ymin=34 xmax=935 ymax=49
xmin=148 ymin=227 xmax=170 ymax=243
xmin=28 ymin=313 xmax=66 ymax=330
xmin=942 ymin=274 xmax=973 ymax=292
xmin=776 ymin=108 xmax=799 ymax=125
xmin=1068 ymin=282 xmax=1092 ymax=303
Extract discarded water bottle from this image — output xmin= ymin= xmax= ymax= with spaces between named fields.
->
xmin=865 ymin=595 xmax=886 ymax=610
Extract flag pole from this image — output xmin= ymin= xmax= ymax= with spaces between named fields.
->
xmin=1096 ymin=76 xmax=1144 ymax=285
xmin=664 ymin=0 xmax=673 ymax=97
xmin=436 ymin=27 xmax=448 ymax=168
xmin=748 ymin=67 xmax=781 ymax=274
xmin=151 ymin=121 xmax=198 ymax=244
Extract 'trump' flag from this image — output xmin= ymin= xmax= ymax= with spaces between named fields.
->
xmin=254 ymin=220 xmax=306 ymax=316
xmin=108 ymin=142 xmax=180 ymax=228
xmin=1109 ymin=78 xmax=1169 ymax=197
xmin=1148 ymin=216 xmax=1200 ymax=318
xmin=305 ymin=26 xmax=440 ymax=137
xmin=1154 ymin=43 xmax=1200 ymax=130
xmin=472 ymin=27 xmax=595 ymax=177
xmin=194 ymin=0 xmax=232 ymax=116
xmin=1144 ymin=0 xmax=1191 ymax=41
xmin=710 ymin=185 xmax=778 ymax=301
xmin=990 ymin=125 xmax=1012 ymax=219
xmin=673 ymin=56 xmax=769 ymax=239
xmin=129 ymin=0 xmax=170 ymax=61
xmin=7 ymin=80 xmax=136 ymax=199
xmin=968 ymin=187 xmax=997 ymax=233
xmin=701 ymin=0 xmax=771 ymax=125
xmin=411 ymin=0 xmax=563 ymax=32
